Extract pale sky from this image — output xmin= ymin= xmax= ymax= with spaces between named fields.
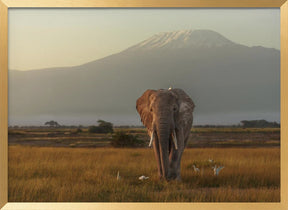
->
xmin=8 ymin=9 xmax=280 ymax=71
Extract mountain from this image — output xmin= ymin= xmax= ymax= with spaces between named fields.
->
xmin=9 ymin=30 xmax=280 ymax=126
xmin=126 ymin=30 xmax=235 ymax=51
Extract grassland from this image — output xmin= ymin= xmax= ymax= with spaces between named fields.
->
xmin=8 ymin=127 xmax=280 ymax=202
xmin=8 ymin=127 xmax=280 ymax=148
xmin=9 ymin=146 xmax=279 ymax=202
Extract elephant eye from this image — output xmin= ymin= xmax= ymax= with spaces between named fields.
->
xmin=150 ymin=108 xmax=153 ymax=112
xmin=173 ymin=107 xmax=177 ymax=112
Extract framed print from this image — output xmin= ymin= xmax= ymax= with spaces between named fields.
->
xmin=1 ymin=0 xmax=288 ymax=210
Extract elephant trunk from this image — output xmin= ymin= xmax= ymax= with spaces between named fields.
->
xmin=156 ymin=116 xmax=174 ymax=180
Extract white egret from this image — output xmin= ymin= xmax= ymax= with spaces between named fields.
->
xmin=212 ymin=165 xmax=224 ymax=176
xmin=192 ymin=165 xmax=200 ymax=173
xmin=139 ymin=175 xmax=149 ymax=180
xmin=117 ymin=171 xmax=121 ymax=180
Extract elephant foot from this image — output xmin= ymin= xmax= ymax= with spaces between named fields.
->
xmin=165 ymin=177 xmax=182 ymax=182
xmin=175 ymin=175 xmax=182 ymax=182
xmin=166 ymin=172 xmax=181 ymax=181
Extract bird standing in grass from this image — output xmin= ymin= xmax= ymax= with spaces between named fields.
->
xmin=139 ymin=175 xmax=149 ymax=181
xmin=117 ymin=171 xmax=121 ymax=181
xmin=192 ymin=165 xmax=200 ymax=173
xmin=212 ymin=165 xmax=224 ymax=176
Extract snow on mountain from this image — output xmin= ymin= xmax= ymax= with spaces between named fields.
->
xmin=126 ymin=29 xmax=236 ymax=51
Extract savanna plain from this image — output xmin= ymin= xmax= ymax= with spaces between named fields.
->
xmin=8 ymin=127 xmax=280 ymax=202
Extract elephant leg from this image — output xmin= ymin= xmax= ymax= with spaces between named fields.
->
xmin=175 ymin=134 xmax=190 ymax=180
xmin=175 ymin=148 xmax=184 ymax=180
xmin=169 ymin=129 xmax=184 ymax=180
xmin=169 ymin=150 xmax=183 ymax=180
xmin=153 ymin=137 xmax=163 ymax=179
xmin=168 ymin=142 xmax=179 ymax=179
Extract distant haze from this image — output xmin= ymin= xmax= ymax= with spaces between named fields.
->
xmin=9 ymin=28 xmax=280 ymax=126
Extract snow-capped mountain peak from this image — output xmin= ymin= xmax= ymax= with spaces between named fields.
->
xmin=126 ymin=29 xmax=235 ymax=51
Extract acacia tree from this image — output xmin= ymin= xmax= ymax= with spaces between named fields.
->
xmin=88 ymin=120 xmax=114 ymax=133
xmin=97 ymin=120 xmax=113 ymax=133
xmin=44 ymin=120 xmax=60 ymax=127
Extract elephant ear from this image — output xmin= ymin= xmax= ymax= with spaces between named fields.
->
xmin=170 ymin=89 xmax=195 ymax=127
xmin=136 ymin=89 xmax=156 ymax=131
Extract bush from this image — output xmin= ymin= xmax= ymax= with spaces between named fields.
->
xmin=88 ymin=120 xmax=114 ymax=134
xmin=88 ymin=126 xmax=104 ymax=133
xmin=97 ymin=120 xmax=113 ymax=133
xmin=110 ymin=131 xmax=145 ymax=148
xmin=241 ymin=120 xmax=280 ymax=128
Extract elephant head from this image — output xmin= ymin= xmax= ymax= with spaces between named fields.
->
xmin=136 ymin=88 xmax=194 ymax=180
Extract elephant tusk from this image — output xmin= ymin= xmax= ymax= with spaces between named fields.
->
xmin=149 ymin=131 xmax=154 ymax=147
xmin=172 ymin=130 xmax=178 ymax=150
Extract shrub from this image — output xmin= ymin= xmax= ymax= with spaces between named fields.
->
xmin=97 ymin=120 xmax=113 ymax=133
xmin=88 ymin=120 xmax=114 ymax=134
xmin=110 ymin=131 xmax=145 ymax=148
xmin=44 ymin=120 xmax=60 ymax=127
xmin=88 ymin=126 xmax=103 ymax=133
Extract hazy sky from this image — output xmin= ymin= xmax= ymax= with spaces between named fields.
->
xmin=9 ymin=9 xmax=280 ymax=71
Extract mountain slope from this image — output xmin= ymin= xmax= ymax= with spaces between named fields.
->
xmin=125 ymin=30 xmax=236 ymax=51
xmin=9 ymin=30 xmax=280 ymax=125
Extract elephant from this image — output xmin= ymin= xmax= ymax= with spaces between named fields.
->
xmin=136 ymin=88 xmax=195 ymax=181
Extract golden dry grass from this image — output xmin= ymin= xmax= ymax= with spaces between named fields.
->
xmin=8 ymin=146 xmax=280 ymax=202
